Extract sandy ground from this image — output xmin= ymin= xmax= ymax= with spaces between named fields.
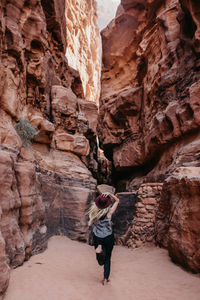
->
xmin=4 ymin=236 xmax=200 ymax=300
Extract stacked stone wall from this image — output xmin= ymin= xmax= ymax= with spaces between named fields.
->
xmin=119 ymin=183 xmax=163 ymax=248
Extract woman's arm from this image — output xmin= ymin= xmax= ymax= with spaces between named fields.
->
xmin=103 ymin=193 xmax=119 ymax=219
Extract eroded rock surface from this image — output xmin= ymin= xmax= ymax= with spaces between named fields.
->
xmin=99 ymin=0 xmax=200 ymax=273
xmin=99 ymin=0 xmax=200 ymax=170
xmin=156 ymin=168 xmax=200 ymax=273
xmin=66 ymin=0 xmax=101 ymax=102
xmin=0 ymin=0 xmax=100 ymax=295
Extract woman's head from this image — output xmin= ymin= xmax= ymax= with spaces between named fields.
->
xmin=95 ymin=194 xmax=111 ymax=209
xmin=88 ymin=194 xmax=111 ymax=226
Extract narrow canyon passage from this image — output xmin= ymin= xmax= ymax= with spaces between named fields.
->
xmin=4 ymin=236 xmax=200 ymax=300
xmin=0 ymin=0 xmax=200 ymax=298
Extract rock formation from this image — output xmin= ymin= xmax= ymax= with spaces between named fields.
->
xmin=99 ymin=0 xmax=200 ymax=273
xmin=156 ymin=167 xmax=200 ymax=273
xmin=1 ymin=0 xmax=200 ymax=296
xmin=0 ymin=0 xmax=101 ymax=295
xmin=66 ymin=0 xmax=101 ymax=103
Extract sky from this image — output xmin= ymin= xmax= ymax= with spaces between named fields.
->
xmin=96 ymin=0 xmax=121 ymax=30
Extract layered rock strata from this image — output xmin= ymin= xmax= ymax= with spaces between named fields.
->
xmin=99 ymin=0 xmax=200 ymax=171
xmin=99 ymin=0 xmax=200 ymax=272
xmin=66 ymin=0 xmax=101 ymax=102
xmin=0 ymin=0 xmax=100 ymax=295
xmin=156 ymin=167 xmax=200 ymax=273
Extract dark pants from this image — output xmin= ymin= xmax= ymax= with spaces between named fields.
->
xmin=93 ymin=233 xmax=115 ymax=280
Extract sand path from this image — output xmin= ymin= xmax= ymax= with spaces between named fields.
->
xmin=4 ymin=236 xmax=200 ymax=300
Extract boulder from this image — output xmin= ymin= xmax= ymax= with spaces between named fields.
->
xmin=54 ymin=131 xmax=90 ymax=156
xmin=97 ymin=184 xmax=116 ymax=195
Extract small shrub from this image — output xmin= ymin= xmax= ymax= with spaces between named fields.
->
xmin=15 ymin=119 xmax=37 ymax=147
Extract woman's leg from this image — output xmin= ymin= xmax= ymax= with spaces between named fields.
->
xmin=93 ymin=235 xmax=105 ymax=266
xmin=103 ymin=234 xmax=114 ymax=281
xmin=93 ymin=234 xmax=101 ymax=250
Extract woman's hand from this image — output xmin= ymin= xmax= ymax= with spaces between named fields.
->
xmin=103 ymin=192 xmax=119 ymax=202
xmin=102 ymin=192 xmax=116 ymax=201
xmin=102 ymin=192 xmax=111 ymax=197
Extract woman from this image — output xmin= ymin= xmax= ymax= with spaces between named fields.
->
xmin=88 ymin=192 xmax=119 ymax=285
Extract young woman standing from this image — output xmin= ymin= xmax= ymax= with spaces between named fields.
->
xmin=88 ymin=192 xmax=120 ymax=285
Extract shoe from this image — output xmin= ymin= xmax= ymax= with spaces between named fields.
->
xmin=96 ymin=251 xmax=105 ymax=266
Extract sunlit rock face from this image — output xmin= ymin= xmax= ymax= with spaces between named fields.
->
xmin=66 ymin=0 xmax=101 ymax=103
xmin=99 ymin=0 xmax=200 ymax=272
xmin=0 ymin=0 xmax=99 ymax=295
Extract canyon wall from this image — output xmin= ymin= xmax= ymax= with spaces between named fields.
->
xmin=0 ymin=0 xmax=100 ymax=295
xmin=99 ymin=0 xmax=200 ymax=273
xmin=66 ymin=0 xmax=101 ymax=103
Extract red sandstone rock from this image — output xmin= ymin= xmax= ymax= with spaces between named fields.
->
xmin=51 ymin=86 xmax=78 ymax=119
xmin=96 ymin=153 xmax=113 ymax=185
xmin=0 ymin=0 xmax=100 ymax=295
xmin=65 ymin=0 xmax=101 ymax=103
xmin=155 ymin=168 xmax=200 ymax=273
xmin=54 ymin=131 xmax=90 ymax=156
xmin=0 ymin=232 xmax=10 ymax=296
xmin=29 ymin=113 xmax=55 ymax=144
xmin=77 ymin=98 xmax=98 ymax=134
xmin=99 ymin=0 xmax=200 ymax=273
xmin=142 ymin=198 xmax=157 ymax=205
xmin=33 ymin=149 xmax=97 ymax=241
xmin=0 ymin=150 xmax=26 ymax=270
xmin=99 ymin=0 xmax=200 ymax=170
xmin=0 ymin=110 xmax=22 ymax=148
xmin=137 ymin=208 xmax=147 ymax=214
xmin=51 ymin=85 xmax=98 ymax=137
xmin=97 ymin=184 xmax=116 ymax=195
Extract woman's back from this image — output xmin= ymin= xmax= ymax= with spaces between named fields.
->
xmin=93 ymin=214 xmax=112 ymax=238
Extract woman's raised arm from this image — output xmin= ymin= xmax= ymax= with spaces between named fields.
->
xmin=103 ymin=193 xmax=119 ymax=219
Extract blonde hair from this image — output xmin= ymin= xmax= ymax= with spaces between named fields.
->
xmin=87 ymin=202 xmax=111 ymax=226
